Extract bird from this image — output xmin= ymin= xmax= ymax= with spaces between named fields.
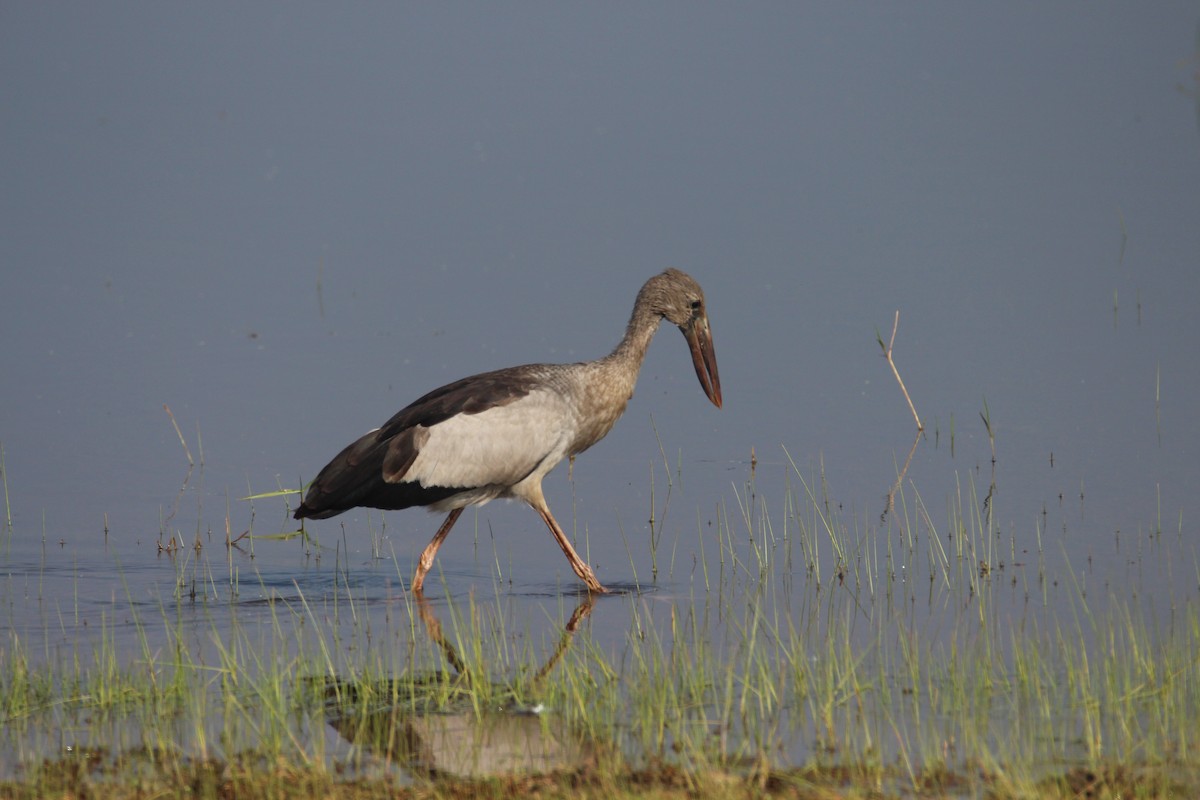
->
xmin=293 ymin=268 xmax=722 ymax=594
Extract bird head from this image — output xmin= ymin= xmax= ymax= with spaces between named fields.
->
xmin=644 ymin=269 xmax=723 ymax=409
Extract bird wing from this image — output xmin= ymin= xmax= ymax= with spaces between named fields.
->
xmin=387 ymin=385 xmax=573 ymax=490
xmin=297 ymin=365 xmax=558 ymax=519
xmin=376 ymin=367 xmax=534 ymax=436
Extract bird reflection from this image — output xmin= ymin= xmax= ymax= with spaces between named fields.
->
xmin=322 ymin=594 xmax=596 ymax=779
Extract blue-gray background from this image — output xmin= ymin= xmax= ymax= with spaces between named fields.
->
xmin=2 ymin=4 xmax=1198 ymax=594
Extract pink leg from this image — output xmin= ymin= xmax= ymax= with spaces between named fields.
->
xmin=533 ymin=503 xmax=608 ymax=594
xmin=411 ymin=507 xmax=464 ymax=594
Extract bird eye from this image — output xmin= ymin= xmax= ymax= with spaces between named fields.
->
xmin=690 ymin=299 xmax=702 ymax=311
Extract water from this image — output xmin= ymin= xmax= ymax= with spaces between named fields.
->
xmin=2 ymin=2 xmax=1199 ymax=785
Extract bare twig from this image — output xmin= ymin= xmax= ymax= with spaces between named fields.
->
xmin=878 ymin=312 xmax=923 ymax=432
xmin=879 ymin=312 xmax=925 ymax=520
xmin=883 ymin=431 xmax=923 ymax=522
xmin=163 ymin=404 xmax=195 ymax=466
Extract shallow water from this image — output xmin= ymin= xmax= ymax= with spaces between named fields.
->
xmin=2 ymin=1 xmax=1199 ymax=785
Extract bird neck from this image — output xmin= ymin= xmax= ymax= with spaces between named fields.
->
xmin=561 ymin=298 xmax=665 ymax=457
xmin=604 ymin=301 xmax=663 ymax=376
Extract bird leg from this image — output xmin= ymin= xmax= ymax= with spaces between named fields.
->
xmin=535 ymin=505 xmax=609 ymax=594
xmin=411 ymin=507 xmax=464 ymax=593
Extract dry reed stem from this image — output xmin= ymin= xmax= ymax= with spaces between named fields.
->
xmin=880 ymin=312 xmax=924 ymax=519
xmin=163 ymin=403 xmax=195 ymax=466
xmin=883 ymin=312 xmax=923 ymax=433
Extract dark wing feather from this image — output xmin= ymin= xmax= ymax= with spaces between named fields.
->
xmin=374 ymin=366 xmax=535 ymax=438
xmin=294 ymin=365 xmax=540 ymax=520
xmin=293 ymin=427 xmax=462 ymax=519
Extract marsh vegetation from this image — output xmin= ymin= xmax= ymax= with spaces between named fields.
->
xmin=1 ymin=420 xmax=1195 ymax=798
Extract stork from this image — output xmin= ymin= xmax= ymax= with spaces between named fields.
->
xmin=294 ymin=268 xmax=722 ymax=594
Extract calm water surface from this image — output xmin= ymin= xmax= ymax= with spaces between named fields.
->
xmin=1 ymin=2 xmax=1198 ymax=781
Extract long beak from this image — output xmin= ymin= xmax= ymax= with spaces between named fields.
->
xmin=683 ymin=314 xmax=722 ymax=408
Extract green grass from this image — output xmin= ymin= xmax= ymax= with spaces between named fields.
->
xmin=0 ymin=451 xmax=1198 ymax=799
